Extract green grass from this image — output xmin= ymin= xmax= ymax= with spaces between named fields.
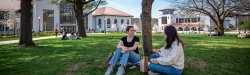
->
xmin=0 ymin=32 xmax=58 ymax=41
xmin=0 ymin=37 xmax=18 ymax=41
xmin=0 ymin=34 xmax=250 ymax=75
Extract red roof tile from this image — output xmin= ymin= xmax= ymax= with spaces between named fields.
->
xmin=92 ymin=7 xmax=133 ymax=17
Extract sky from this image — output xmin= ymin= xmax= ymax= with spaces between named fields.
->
xmin=101 ymin=0 xmax=172 ymax=18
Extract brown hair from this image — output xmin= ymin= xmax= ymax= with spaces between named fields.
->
xmin=126 ymin=26 xmax=134 ymax=32
xmin=164 ymin=25 xmax=184 ymax=49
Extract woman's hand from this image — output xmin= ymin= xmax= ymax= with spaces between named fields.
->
xmin=122 ymin=46 xmax=128 ymax=53
xmin=150 ymin=58 xmax=159 ymax=64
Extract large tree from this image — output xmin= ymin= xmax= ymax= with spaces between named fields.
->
xmin=62 ymin=0 xmax=106 ymax=37
xmin=140 ymin=0 xmax=154 ymax=73
xmin=18 ymin=0 xmax=35 ymax=47
xmin=171 ymin=0 xmax=250 ymax=36
xmin=141 ymin=0 xmax=154 ymax=58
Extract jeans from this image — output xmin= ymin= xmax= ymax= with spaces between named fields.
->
xmin=148 ymin=54 xmax=183 ymax=75
xmin=108 ymin=48 xmax=140 ymax=67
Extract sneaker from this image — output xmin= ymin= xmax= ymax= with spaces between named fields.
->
xmin=105 ymin=65 xmax=114 ymax=75
xmin=129 ymin=65 xmax=137 ymax=69
xmin=116 ymin=66 xmax=125 ymax=75
xmin=148 ymin=71 xmax=160 ymax=75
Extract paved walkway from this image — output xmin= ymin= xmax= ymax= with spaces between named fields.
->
xmin=0 ymin=36 xmax=62 ymax=45
xmin=0 ymin=33 xmax=105 ymax=45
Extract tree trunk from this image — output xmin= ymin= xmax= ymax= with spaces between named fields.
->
xmin=141 ymin=0 xmax=154 ymax=56
xmin=217 ymin=20 xmax=225 ymax=36
xmin=140 ymin=0 xmax=154 ymax=73
xmin=18 ymin=0 xmax=35 ymax=47
xmin=74 ymin=3 xmax=87 ymax=37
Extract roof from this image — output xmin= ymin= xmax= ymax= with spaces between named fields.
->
xmin=0 ymin=0 xmax=20 ymax=11
xmin=92 ymin=7 xmax=133 ymax=17
xmin=159 ymin=8 xmax=176 ymax=12
xmin=162 ymin=23 xmax=207 ymax=27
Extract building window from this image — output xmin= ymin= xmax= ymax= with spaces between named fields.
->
xmin=43 ymin=10 xmax=54 ymax=31
xmin=114 ymin=19 xmax=117 ymax=24
xmin=176 ymin=18 xmax=179 ymax=23
xmin=161 ymin=17 xmax=167 ymax=24
xmin=179 ymin=18 xmax=184 ymax=23
xmin=121 ymin=19 xmax=124 ymax=24
xmin=187 ymin=18 xmax=190 ymax=23
xmin=107 ymin=18 xmax=111 ymax=28
xmin=191 ymin=18 xmax=197 ymax=23
xmin=60 ymin=3 xmax=76 ymax=24
xmin=0 ymin=11 xmax=8 ymax=31
xmin=162 ymin=12 xmax=173 ymax=14
xmin=98 ymin=19 xmax=101 ymax=28
xmin=184 ymin=18 xmax=188 ymax=23
xmin=178 ymin=18 xmax=181 ymax=23
xmin=127 ymin=19 xmax=129 ymax=25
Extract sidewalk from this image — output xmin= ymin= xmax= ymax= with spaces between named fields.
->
xmin=0 ymin=36 xmax=62 ymax=45
xmin=0 ymin=33 xmax=101 ymax=45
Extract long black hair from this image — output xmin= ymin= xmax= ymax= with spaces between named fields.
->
xmin=164 ymin=25 xmax=184 ymax=49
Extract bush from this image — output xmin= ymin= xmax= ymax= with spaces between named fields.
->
xmin=32 ymin=32 xmax=55 ymax=36
xmin=109 ymin=31 xmax=126 ymax=34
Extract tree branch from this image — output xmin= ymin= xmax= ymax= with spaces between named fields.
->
xmin=83 ymin=0 xmax=101 ymax=17
xmin=85 ymin=0 xmax=95 ymax=4
xmin=66 ymin=0 xmax=76 ymax=3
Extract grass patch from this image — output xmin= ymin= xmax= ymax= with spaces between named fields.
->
xmin=0 ymin=34 xmax=249 ymax=75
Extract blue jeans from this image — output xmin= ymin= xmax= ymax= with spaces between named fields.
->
xmin=148 ymin=54 xmax=183 ymax=75
xmin=108 ymin=48 xmax=140 ymax=67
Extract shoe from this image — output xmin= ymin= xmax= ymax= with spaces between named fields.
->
xmin=105 ymin=65 xmax=114 ymax=75
xmin=116 ymin=66 xmax=125 ymax=75
xmin=148 ymin=71 xmax=160 ymax=75
xmin=129 ymin=65 xmax=137 ymax=69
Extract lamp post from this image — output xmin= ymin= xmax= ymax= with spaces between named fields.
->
xmin=38 ymin=17 xmax=40 ymax=32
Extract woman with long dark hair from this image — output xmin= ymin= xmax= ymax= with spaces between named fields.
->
xmin=148 ymin=25 xmax=184 ymax=75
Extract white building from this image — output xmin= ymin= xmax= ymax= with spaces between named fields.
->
xmin=32 ymin=1 xmax=133 ymax=33
xmin=32 ymin=0 xmax=92 ymax=32
xmin=157 ymin=8 xmax=236 ymax=32
xmin=92 ymin=7 xmax=133 ymax=32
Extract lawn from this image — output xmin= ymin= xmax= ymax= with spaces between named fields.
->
xmin=0 ymin=32 xmax=58 ymax=41
xmin=0 ymin=34 xmax=249 ymax=75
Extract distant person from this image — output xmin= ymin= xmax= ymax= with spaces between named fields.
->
xmin=61 ymin=32 xmax=68 ymax=40
xmin=54 ymin=28 xmax=58 ymax=37
xmin=69 ymin=32 xmax=77 ymax=40
xmin=148 ymin=25 xmax=184 ymax=75
xmin=76 ymin=32 xmax=81 ymax=40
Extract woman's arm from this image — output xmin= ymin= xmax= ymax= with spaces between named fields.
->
xmin=157 ymin=42 xmax=179 ymax=65
xmin=117 ymin=40 xmax=125 ymax=48
xmin=126 ymin=42 xmax=139 ymax=51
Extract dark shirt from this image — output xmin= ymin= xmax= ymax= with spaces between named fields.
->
xmin=62 ymin=35 xmax=67 ymax=40
xmin=120 ymin=36 xmax=140 ymax=54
